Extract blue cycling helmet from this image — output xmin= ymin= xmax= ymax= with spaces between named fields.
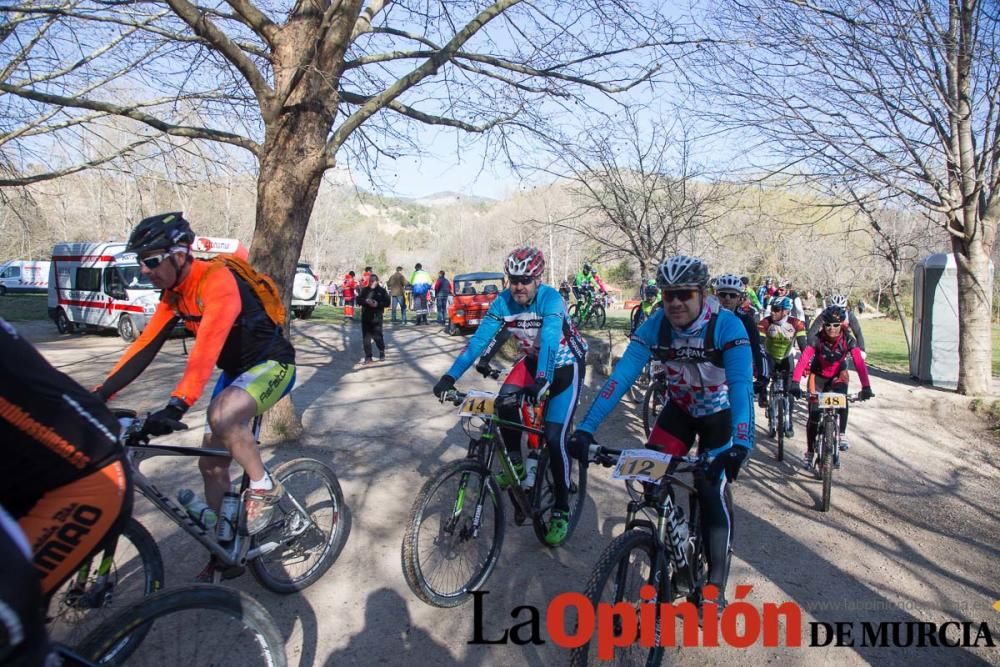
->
xmin=771 ymin=296 xmax=793 ymax=311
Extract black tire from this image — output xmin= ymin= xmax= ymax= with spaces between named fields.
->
xmin=567 ymin=303 xmax=581 ymax=327
xmin=820 ymin=419 xmax=836 ymax=512
xmin=627 ymin=362 xmax=650 ymax=404
xmin=767 ymin=386 xmax=777 ymax=438
xmin=0 ymin=284 xmax=6 ymax=296
xmin=47 ymin=518 xmax=164 ymax=656
xmin=250 ymin=458 xmax=348 ymax=593
xmin=591 ymin=303 xmax=606 ymax=329
xmin=642 ymin=381 xmax=667 ymax=436
xmin=299 ymin=307 xmax=314 ymax=319
xmin=117 ymin=314 xmax=138 ymax=342
xmin=75 ymin=584 xmax=287 ymax=666
xmin=776 ymin=395 xmax=785 ymax=462
xmin=570 ymin=530 xmax=669 ymax=666
xmin=55 ymin=308 xmax=72 ymax=334
xmin=401 ymin=459 xmax=505 ymax=607
xmin=531 ymin=447 xmax=588 ymax=547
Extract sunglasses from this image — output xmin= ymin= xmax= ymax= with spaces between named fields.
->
xmin=508 ymin=275 xmax=535 ymax=286
xmin=717 ymin=292 xmax=742 ymax=299
xmin=139 ymin=253 xmax=171 ymax=270
xmin=662 ymin=289 xmax=698 ymax=303
xmin=823 ymin=321 xmax=843 ymax=328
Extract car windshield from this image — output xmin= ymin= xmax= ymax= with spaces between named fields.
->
xmin=117 ymin=265 xmax=155 ymax=289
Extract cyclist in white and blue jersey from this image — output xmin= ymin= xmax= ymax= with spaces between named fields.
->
xmin=569 ymin=255 xmax=754 ymax=604
xmin=433 ymin=246 xmax=587 ymax=546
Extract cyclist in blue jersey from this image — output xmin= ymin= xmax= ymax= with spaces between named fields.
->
xmin=433 ymin=246 xmax=588 ymax=546
xmin=568 ymin=255 xmax=753 ymax=604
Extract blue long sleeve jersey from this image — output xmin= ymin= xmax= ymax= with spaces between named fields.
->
xmin=446 ymin=284 xmax=587 ymax=381
xmin=578 ymin=307 xmax=754 ymax=451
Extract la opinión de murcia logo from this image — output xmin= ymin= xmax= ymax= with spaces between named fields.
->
xmin=467 ymin=587 xmax=997 ymax=655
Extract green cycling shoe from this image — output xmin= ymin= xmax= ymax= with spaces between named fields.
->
xmin=495 ymin=461 xmax=525 ymax=489
xmin=545 ymin=510 xmax=570 ymax=546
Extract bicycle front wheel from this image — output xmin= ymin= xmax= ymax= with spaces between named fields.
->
xmin=401 ymin=459 xmax=505 ymax=607
xmin=47 ymin=517 xmax=164 ymax=655
xmin=569 ymin=530 xmax=670 ymax=667
xmin=75 ymin=584 xmax=286 ymax=666
xmin=567 ymin=303 xmax=581 ymax=327
xmin=531 ymin=447 xmax=588 ymax=547
xmin=776 ymin=395 xmax=785 ymax=461
xmin=591 ymin=303 xmax=606 ymax=329
xmin=250 ymin=458 xmax=349 ymax=593
xmin=820 ymin=419 xmax=836 ymax=512
xmin=642 ymin=381 xmax=667 ymax=436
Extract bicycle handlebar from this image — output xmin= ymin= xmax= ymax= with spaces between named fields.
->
xmin=113 ymin=409 xmax=189 ymax=446
xmin=584 ymin=443 xmax=703 ymax=471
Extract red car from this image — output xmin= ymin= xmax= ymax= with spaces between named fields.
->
xmin=446 ymin=272 xmax=505 ymax=335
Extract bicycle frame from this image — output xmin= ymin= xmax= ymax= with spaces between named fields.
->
xmin=467 ymin=407 xmax=546 ymax=522
xmin=119 ymin=415 xmax=312 ymax=570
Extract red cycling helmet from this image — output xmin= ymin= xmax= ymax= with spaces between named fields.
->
xmin=505 ymin=246 xmax=545 ymax=278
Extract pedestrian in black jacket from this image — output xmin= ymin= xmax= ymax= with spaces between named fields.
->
xmin=359 ymin=275 xmax=391 ymax=363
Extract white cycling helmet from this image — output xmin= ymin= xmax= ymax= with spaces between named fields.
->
xmin=829 ymin=294 xmax=848 ymax=308
xmin=714 ymin=274 xmax=744 ymax=293
xmin=656 ymin=255 xmax=709 ymax=289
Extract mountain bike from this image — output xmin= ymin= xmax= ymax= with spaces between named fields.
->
xmin=570 ymin=444 xmax=730 ymax=666
xmin=47 ymin=409 xmax=348 ymax=652
xmin=806 ymin=392 xmax=861 ymax=512
xmin=568 ymin=286 xmax=606 ymax=329
xmin=401 ymin=382 xmax=587 ymax=607
xmin=765 ymin=365 xmax=793 ymax=461
xmin=628 ymin=358 xmax=663 ymax=405
xmin=641 ymin=371 xmax=668 ymax=436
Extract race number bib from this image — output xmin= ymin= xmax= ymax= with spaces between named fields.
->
xmin=817 ymin=392 xmax=847 ymax=409
xmin=458 ymin=390 xmax=497 ymax=417
xmin=611 ymin=449 xmax=673 ymax=484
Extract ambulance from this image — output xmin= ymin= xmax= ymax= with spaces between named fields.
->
xmin=47 ymin=242 xmax=159 ymax=341
xmin=0 ymin=260 xmax=50 ymax=295
xmin=47 ymin=236 xmax=250 ymax=341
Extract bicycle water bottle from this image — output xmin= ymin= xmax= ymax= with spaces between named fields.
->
xmin=177 ymin=489 xmax=218 ymax=529
xmin=522 ymin=452 xmax=539 ymax=488
xmin=216 ymin=486 xmax=240 ymax=542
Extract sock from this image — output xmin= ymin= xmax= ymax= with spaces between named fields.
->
xmin=250 ymin=472 xmax=273 ymax=492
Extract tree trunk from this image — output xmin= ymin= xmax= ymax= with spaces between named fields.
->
xmin=890 ymin=268 xmax=910 ymax=359
xmin=250 ymin=109 xmax=331 ymax=443
xmin=954 ymin=237 xmax=993 ymax=395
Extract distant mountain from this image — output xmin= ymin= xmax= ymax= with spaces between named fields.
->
xmin=409 ymin=191 xmax=497 ymax=207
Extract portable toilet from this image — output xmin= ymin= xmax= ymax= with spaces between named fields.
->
xmin=909 ymin=253 xmax=966 ymax=388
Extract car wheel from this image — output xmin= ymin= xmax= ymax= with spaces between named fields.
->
xmin=118 ymin=314 xmax=138 ymax=342
xmin=55 ymin=308 xmax=72 ymax=334
xmin=0 ymin=285 xmax=6 ymax=296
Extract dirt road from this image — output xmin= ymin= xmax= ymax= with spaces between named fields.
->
xmin=19 ymin=319 xmax=1000 ymax=666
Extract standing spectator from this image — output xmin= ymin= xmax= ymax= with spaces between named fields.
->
xmin=327 ymin=280 xmax=338 ymax=306
xmin=857 ymin=298 xmax=867 ymax=314
xmin=409 ymin=262 xmax=433 ymax=325
xmin=358 ymin=274 xmax=390 ymax=363
xmin=360 ymin=266 xmax=373 ymax=288
xmin=433 ymin=271 xmax=452 ymax=324
xmin=386 ymin=266 xmax=409 ymax=324
xmin=342 ymin=270 xmax=358 ymax=321
xmin=800 ymin=290 xmax=818 ymax=329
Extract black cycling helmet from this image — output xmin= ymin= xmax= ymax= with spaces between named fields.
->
xmin=642 ymin=284 xmax=659 ymax=300
xmin=821 ymin=305 xmax=847 ymax=325
xmin=582 ymin=261 xmax=592 ymax=274
xmin=126 ymin=212 xmax=195 ymax=255
xmin=656 ymin=255 xmax=709 ymax=289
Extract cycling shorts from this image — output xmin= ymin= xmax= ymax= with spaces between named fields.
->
xmin=18 ymin=460 xmax=131 ymax=595
xmin=211 ymin=360 xmax=296 ymax=416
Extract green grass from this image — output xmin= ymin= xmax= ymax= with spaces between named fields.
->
xmin=862 ymin=316 xmax=1000 ymax=376
xmin=0 ymin=293 xmax=49 ymax=321
xmin=305 ymin=303 xmax=345 ymax=323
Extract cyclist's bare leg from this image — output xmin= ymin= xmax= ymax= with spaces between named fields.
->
xmin=199 ymin=433 xmax=232 ymax=510
xmin=201 ymin=387 xmax=263 ymax=508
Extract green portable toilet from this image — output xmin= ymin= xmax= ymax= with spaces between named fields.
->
xmin=909 ymin=253 xmax=962 ymax=388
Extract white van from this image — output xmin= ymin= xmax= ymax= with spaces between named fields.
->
xmin=292 ymin=262 xmax=320 ymax=319
xmin=48 ymin=242 xmax=159 ymax=341
xmin=0 ymin=260 xmax=51 ymax=295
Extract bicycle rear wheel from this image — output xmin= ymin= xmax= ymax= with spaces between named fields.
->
xmin=820 ymin=419 xmax=836 ymax=512
xmin=47 ymin=518 xmax=163 ymax=656
xmin=628 ymin=362 xmax=650 ymax=404
xmin=531 ymin=447 xmax=588 ymax=546
xmin=75 ymin=584 xmax=286 ymax=666
xmin=642 ymin=381 xmax=667 ymax=436
xmin=569 ymin=530 xmax=670 ymax=667
xmin=250 ymin=458 xmax=349 ymax=593
xmin=401 ymin=459 xmax=505 ymax=607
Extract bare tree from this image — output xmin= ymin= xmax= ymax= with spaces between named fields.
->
xmin=536 ymin=112 xmax=731 ymax=283
xmin=699 ymin=0 xmax=1000 ymax=394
